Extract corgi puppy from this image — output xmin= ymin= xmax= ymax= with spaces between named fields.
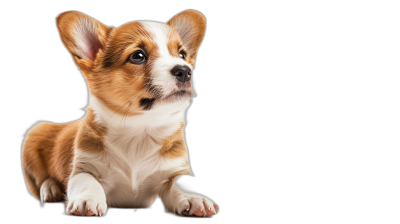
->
xmin=22 ymin=10 xmax=218 ymax=217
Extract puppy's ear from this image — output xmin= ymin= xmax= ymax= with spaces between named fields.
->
xmin=167 ymin=10 xmax=206 ymax=63
xmin=57 ymin=11 xmax=111 ymax=71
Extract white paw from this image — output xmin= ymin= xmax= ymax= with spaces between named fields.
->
xmin=66 ymin=197 xmax=107 ymax=216
xmin=40 ymin=178 xmax=64 ymax=202
xmin=176 ymin=195 xmax=218 ymax=217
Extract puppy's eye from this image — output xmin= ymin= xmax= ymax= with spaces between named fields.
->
xmin=179 ymin=51 xmax=186 ymax=60
xmin=129 ymin=51 xmax=146 ymax=64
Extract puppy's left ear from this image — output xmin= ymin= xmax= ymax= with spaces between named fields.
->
xmin=167 ymin=10 xmax=206 ymax=64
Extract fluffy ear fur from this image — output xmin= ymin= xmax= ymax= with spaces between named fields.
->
xmin=56 ymin=11 xmax=111 ymax=71
xmin=167 ymin=10 xmax=206 ymax=62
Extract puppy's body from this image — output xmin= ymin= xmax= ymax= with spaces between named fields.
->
xmin=22 ymin=11 xmax=217 ymax=217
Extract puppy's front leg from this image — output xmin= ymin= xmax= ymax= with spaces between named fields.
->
xmin=66 ymin=173 xmax=107 ymax=216
xmin=160 ymin=184 xmax=218 ymax=217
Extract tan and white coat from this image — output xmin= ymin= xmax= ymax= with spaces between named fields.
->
xmin=22 ymin=10 xmax=218 ymax=217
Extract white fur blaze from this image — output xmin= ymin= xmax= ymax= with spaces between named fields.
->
xmin=140 ymin=22 xmax=192 ymax=97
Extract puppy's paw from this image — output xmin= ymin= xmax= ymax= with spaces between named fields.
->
xmin=66 ymin=198 xmax=107 ymax=216
xmin=40 ymin=178 xmax=64 ymax=202
xmin=176 ymin=195 xmax=218 ymax=217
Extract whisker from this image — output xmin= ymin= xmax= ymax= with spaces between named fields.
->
xmin=133 ymin=89 xmax=145 ymax=100
xmin=119 ymin=101 xmax=132 ymax=129
xmin=107 ymin=80 xmax=160 ymax=125
xmin=123 ymin=101 xmax=133 ymax=127
xmin=108 ymin=100 xmax=131 ymax=119
xmin=129 ymin=78 xmax=148 ymax=90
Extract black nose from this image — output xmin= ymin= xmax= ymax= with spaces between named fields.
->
xmin=171 ymin=65 xmax=191 ymax=83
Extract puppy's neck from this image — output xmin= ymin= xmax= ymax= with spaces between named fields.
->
xmin=88 ymin=95 xmax=189 ymax=139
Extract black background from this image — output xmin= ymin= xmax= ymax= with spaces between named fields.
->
xmin=3 ymin=2 xmax=279 ymax=222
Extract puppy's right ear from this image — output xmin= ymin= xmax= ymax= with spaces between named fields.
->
xmin=57 ymin=11 xmax=111 ymax=71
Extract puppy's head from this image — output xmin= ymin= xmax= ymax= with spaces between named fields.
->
xmin=56 ymin=10 xmax=206 ymax=116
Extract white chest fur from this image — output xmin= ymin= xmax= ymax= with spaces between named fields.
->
xmin=76 ymin=96 xmax=191 ymax=207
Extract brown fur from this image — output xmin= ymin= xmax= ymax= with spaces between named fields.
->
xmin=159 ymin=123 xmax=188 ymax=159
xmin=22 ymin=110 xmax=191 ymax=200
xmin=22 ymin=10 xmax=211 ymax=216
xmin=75 ymin=108 xmax=107 ymax=154
xmin=22 ymin=122 xmax=75 ymax=197
xmin=167 ymin=10 xmax=206 ymax=67
xmin=55 ymin=9 xmax=204 ymax=116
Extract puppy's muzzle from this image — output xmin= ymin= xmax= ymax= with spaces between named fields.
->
xmin=171 ymin=65 xmax=191 ymax=83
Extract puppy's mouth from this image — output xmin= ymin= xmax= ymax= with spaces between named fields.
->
xmin=164 ymin=80 xmax=193 ymax=98
xmin=140 ymin=83 xmax=196 ymax=110
xmin=144 ymin=82 xmax=193 ymax=103
xmin=164 ymin=89 xmax=193 ymax=99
